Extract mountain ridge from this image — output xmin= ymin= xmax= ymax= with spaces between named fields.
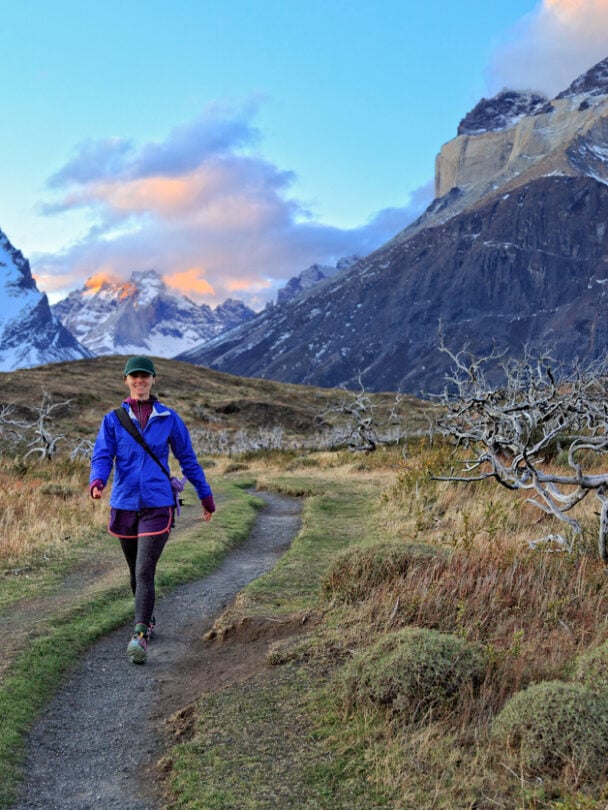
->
xmin=50 ymin=269 xmax=256 ymax=358
xmin=178 ymin=55 xmax=608 ymax=393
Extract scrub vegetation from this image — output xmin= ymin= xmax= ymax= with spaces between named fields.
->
xmin=2 ymin=357 xmax=608 ymax=808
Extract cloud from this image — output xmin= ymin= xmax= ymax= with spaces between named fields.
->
xmin=164 ymin=267 xmax=216 ymax=298
xmin=47 ymin=101 xmax=260 ymax=188
xmin=488 ymin=0 xmax=608 ymax=97
xmin=133 ymin=101 xmax=260 ymax=178
xmin=46 ymin=138 xmax=134 ymax=188
xmin=34 ymin=101 xmax=431 ymax=309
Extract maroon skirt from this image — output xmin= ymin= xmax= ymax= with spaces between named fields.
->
xmin=109 ymin=506 xmax=173 ymax=539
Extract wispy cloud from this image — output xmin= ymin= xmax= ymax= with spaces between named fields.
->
xmin=35 ymin=101 xmax=430 ymax=308
xmin=47 ymin=101 xmax=260 ymax=188
xmin=488 ymin=0 xmax=608 ymax=97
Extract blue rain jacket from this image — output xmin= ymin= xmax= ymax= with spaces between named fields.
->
xmin=90 ymin=401 xmax=213 ymax=510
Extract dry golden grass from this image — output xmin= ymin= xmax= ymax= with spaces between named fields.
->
xmin=306 ymin=440 xmax=608 ymax=805
xmin=0 ymin=357 xmax=424 ymax=564
xmin=0 ymin=460 xmax=108 ymax=565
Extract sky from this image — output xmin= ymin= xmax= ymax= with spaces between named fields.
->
xmin=2 ymin=0 xmax=608 ymax=310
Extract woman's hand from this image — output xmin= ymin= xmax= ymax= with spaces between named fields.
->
xmin=202 ymin=507 xmax=213 ymax=522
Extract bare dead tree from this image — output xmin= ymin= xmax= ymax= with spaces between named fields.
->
xmin=69 ymin=438 xmax=95 ymax=461
xmin=22 ymin=389 xmax=72 ymax=461
xmin=430 ymin=341 xmax=608 ymax=558
xmin=323 ymin=373 xmax=405 ymax=452
xmin=0 ymin=403 xmax=30 ymax=452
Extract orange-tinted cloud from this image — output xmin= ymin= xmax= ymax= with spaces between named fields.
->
xmin=84 ymin=271 xmax=123 ymax=293
xmin=35 ymin=103 xmax=431 ymax=309
xmin=225 ymin=277 xmax=272 ymax=293
xmin=164 ymin=267 xmax=215 ymax=297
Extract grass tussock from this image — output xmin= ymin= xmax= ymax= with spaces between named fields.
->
xmin=491 ymin=681 xmax=608 ymax=784
xmin=571 ymin=640 xmax=608 ymax=692
xmin=322 ymin=541 xmax=451 ymax=604
xmin=339 ymin=626 xmax=486 ymax=723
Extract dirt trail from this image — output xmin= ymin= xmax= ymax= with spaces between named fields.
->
xmin=12 ymin=490 xmax=302 ymax=810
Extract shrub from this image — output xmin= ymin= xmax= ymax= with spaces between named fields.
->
xmin=491 ymin=680 xmax=608 ymax=782
xmin=286 ymin=455 xmax=320 ymax=470
xmin=224 ymin=462 xmax=249 ymax=474
xmin=570 ymin=641 xmax=608 ymax=694
xmin=339 ymin=626 xmax=486 ymax=723
xmin=322 ymin=541 xmax=449 ymax=604
xmin=39 ymin=482 xmax=79 ymax=499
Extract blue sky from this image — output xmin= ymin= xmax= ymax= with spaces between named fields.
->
xmin=2 ymin=0 xmax=607 ymax=309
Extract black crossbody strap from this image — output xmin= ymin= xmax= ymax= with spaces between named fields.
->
xmin=113 ymin=407 xmax=171 ymax=481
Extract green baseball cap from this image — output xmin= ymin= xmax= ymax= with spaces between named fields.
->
xmin=124 ymin=356 xmax=156 ymax=377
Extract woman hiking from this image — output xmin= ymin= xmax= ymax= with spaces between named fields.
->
xmin=89 ymin=356 xmax=215 ymax=664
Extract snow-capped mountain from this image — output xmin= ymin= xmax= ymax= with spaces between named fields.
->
xmin=0 ymin=229 xmax=93 ymax=371
xmin=416 ymin=54 xmax=608 ymax=239
xmin=51 ymin=269 xmax=255 ymax=357
xmin=457 ymin=90 xmax=548 ymax=136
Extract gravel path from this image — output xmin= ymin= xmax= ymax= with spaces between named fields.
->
xmin=12 ymin=491 xmax=302 ymax=810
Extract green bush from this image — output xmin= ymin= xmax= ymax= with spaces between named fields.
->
xmin=286 ymin=455 xmax=320 ymax=470
xmin=570 ymin=641 xmax=608 ymax=694
xmin=322 ymin=541 xmax=449 ymax=603
xmin=339 ymin=626 xmax=486 ymax=723
xmin=224 ymin=462 xmax=249 ymax=474
xmin=39 ymin=482 xmax=79 ymax=499
xmin=491 ymin=680 xmax=608 ymax=781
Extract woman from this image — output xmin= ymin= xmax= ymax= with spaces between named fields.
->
xmin=90 ymin=356 xmax=215 ymax=664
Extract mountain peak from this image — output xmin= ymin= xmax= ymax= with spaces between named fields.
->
xmin=52 ymin=268 xmax=255 ymax=358
xmin=556 ymin=55 xmax=608 ymax=100
xmin=457 ymin=90 xmax=548 ymax=136
xmin=276 ymin=256 xmax=361 ymax=304
xmin=0 ymin=228 xmax=92 ymax=371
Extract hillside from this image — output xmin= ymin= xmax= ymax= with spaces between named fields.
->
xmin=0 ymin=356 xmax=428 ymax=445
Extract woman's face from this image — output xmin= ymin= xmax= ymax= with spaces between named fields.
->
xmin=125 ymin=372 xmax=155 ymax=400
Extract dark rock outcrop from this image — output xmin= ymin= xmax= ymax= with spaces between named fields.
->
xmin=458 ymin=90 xmax=547 ymax=135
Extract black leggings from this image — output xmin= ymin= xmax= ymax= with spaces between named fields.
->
xmin=118 ymin=533 xmax=169 ymax=626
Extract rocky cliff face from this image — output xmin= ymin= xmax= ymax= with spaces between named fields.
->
xmin=418 ymin=56 xmax=608 ymax=238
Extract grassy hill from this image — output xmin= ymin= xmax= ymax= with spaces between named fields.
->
xmin=0 ymin=355 xmax=428 ymax=443
xmin=2 ymin=359 xmax=608 ymax=808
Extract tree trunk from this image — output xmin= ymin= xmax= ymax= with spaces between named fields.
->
xmin=598 ymin=498 xmax=608 ymax=562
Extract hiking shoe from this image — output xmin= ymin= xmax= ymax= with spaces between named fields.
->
xmin=127 ymin=631 xmax=148 ymax=664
